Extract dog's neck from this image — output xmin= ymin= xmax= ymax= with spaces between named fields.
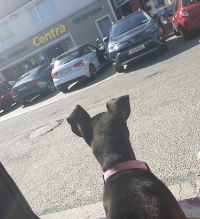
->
xmin=91 ymin=115 xmax=136 ymax=172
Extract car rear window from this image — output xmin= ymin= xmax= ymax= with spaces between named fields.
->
xmin=111 ymin=12 xmax=150 ymax=38
xmin=181 ymin=0 xmax=198 ymax=7
xmin=16 ymin=70 xmax=38 ymax=85
xmin=54 ymin=50 xmax=80 ymax=68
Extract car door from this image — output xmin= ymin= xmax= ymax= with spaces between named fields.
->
xmin=87 ymin=45 xmax=101 ymax=70
xmin=172 ymin=0 xmax=180 ymax=32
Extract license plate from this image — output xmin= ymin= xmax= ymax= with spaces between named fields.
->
xmin=128 ymin=44 xmax=145 ymax=55
xmin=60 ymin=67 xmax=72 ymax=75
xmin=18 ymin=86 xmax=27 ymax=92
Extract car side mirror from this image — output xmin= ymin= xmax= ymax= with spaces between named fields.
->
xmin=167 ymin=12 xmax=173 ymax=17
xmin=103 ymin=36 xmax=109 ymax=43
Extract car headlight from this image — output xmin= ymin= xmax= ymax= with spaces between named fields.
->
xmin=145 ymin=24 xmax=158 ymax=32
xmin=108 ymin=44 xmax=115 ymax=50
xmin=109 ymin=41 xmax=126 ymax=50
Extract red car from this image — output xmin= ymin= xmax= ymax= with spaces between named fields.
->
xmin=169 ymin=0 xmax=200 ymax=40
xmin=0 ymin=81 xmax=17 ymax=112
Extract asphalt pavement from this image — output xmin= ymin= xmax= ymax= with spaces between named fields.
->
xmin=1 ymin=33 xmax=200 ymax=218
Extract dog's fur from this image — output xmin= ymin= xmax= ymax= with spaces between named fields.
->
xmin=67 ymin=95 xmax=186 ymax=219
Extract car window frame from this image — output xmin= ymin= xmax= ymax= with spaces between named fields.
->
xmin=87 ymin=45 xmax=97 ymax=53
xmin=7 ymin=81 xmax=17 ymax=88
xmin=0 ymin=83 xmax=10 ymax=93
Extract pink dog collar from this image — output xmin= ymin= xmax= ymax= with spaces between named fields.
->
xmin=104 ymin=160 xmax=148 ymax=183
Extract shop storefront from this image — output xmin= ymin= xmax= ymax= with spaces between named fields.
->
xmin=0 ymin=0 xmax=115 ymax=81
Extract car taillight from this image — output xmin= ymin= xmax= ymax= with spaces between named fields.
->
xmin=73 ymin=60 xmax=84 ymax=67
xmin=159 ymin=27 xmax=164 ymax=35
xmin=28 ymin=80 xmax=38 ymax=86
xmin=10 ymin=90 xmax=15 ymax=95
xmin=51 ymin=72 xmax=58 ymax=78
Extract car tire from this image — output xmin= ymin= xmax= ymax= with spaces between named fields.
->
xmin=180 ymin=26 xmax=190 ymax=41
xmin=115 ymin=65 xmax=124 ymax=73
xmin=46 ymin=80 xmax=56 ymax=93
xmin=174 ymin=28 xmax=181 ymax=36
xmin=160 ymin=43 xmax=168 ymax=53
xmin=2 ymin=100 xmax=11 ymax=112
xmin=89 ymin=64 xmax=97 ymax=79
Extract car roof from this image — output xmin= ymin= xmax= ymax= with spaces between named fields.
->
xmin=112 ymin=10 xmax=144 ymax=26
xmin=56 ymin=46 xmax=83 ymax=60
xmin=55 ymin=44 xmax=96 ymax=60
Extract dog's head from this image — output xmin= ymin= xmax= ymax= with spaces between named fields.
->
xmin=67 ymin=95 xmax=134 ymax=169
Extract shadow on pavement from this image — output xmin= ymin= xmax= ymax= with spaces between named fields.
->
xmin=20 ymin=90 xmax=60 ymax=109
xmin=66 ymin=64 xmax=117 ymax=93
xmin=0 ymin=102 xmax=22 ymax=117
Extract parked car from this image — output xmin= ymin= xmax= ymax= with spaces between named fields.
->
xmin=0 ymin=81 xmax=17 ymax=111
xmin=0 ymin=81 xmax=17 ymax=112
xmin=103 ymin=10 xmax=168 ymax=73
xmin=11 ymin=64 xmax=55 ymax=103
xmin=51 ymin=45 xmax=106 ymax=92
xmin=167 ymin=0 xmax=200 ymax=40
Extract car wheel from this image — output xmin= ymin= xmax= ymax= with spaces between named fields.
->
xmin=174 ymin=28 xmax=181 ymax=36
xmin=46 ymin=80 xmax=56 ymax=93
xmin=89 ymin=64 xmax=97 ymax=79
xmin=115 ymin=65 xmax=124 ymax=73
xmin=2 ymin=100 xmax=11 ymax=112
xmin=180 ymin=27 xmax=190 ymax=41
xmin=160 ymin=42 xmax=168 ymax=53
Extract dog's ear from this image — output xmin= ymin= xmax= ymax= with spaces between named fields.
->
xmin=106 ymin=95 xmax=130 ymax=120
xmin=67 ymin=105 xmax=92 ymax=144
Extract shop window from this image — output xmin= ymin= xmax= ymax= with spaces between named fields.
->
xmin=22 ymin=56 xmax=39 ymax=71
xmin=34 ymin=52 xmax=47 ymax=65
xmin=147 ymin=6 xmax=152 ymax=10
xmin=0 ymin=23 xmax=14 ymax=43
xmin=7 ymin=63 xmax=25 ymax=80
xmin=61 ymin=37 xmax=75 ymax=51
xmin=28 ymin=0 xmax=57 ymax=24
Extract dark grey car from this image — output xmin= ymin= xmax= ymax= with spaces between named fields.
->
xmin=11 ymin=64 xmax=55 ymax=103
xmin=104 ymin=11 xmax=168 ymax=72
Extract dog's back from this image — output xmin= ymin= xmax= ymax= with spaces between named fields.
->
xmin=104 ymin=169 xmax=185 ymax=219
xmin=67 ymin=95 xmax=186 ymax=219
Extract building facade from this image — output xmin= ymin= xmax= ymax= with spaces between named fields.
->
xmin=0 ymin=0 xmax=119 ymax=81
xmin=0 ymin=0 xmax=173 ymax=81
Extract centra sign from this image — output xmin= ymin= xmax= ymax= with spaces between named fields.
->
xmin=33 ymin=25 xmax=66 ymax=47
xmin=112 ymin=0 xmax=129 ymax=9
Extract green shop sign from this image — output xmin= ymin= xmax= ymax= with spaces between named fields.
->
xmin=112 ymin=0 xmax=129 ymax=8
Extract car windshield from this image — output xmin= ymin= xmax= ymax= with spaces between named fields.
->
xmin=54 ymin=50 xmax=80 ymax=68
xmin=182 ymin=0 xmax=199 ymax=7
xmin=111 ymin=12 xmax=150 ymax=38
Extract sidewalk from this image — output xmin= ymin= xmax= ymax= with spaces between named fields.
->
xmin=40 ymin=182 xmax=200 ymax=219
